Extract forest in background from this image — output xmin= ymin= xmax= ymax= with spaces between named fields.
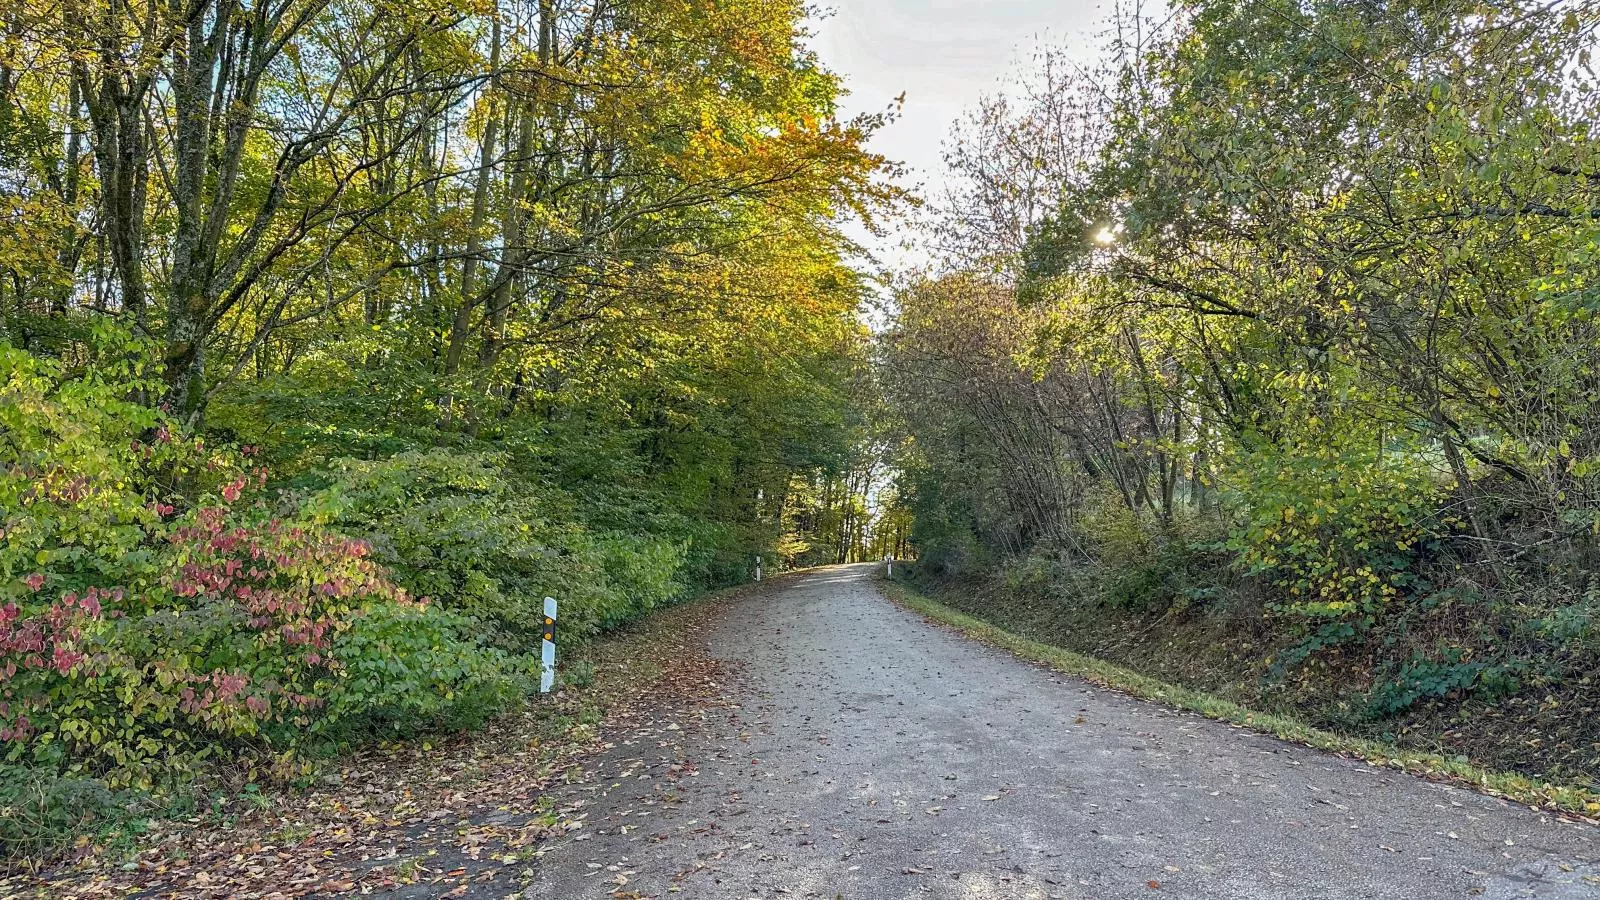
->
xmin=883 ymin=0 xmax=1600 ymax=790
xmin=0 ymin=0 xmax=903 ymax=858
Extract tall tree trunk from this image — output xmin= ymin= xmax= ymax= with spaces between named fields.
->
xmin=444 ymin=12 xmax=504 ymax=376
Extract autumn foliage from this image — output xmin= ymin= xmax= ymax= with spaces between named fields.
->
xmin=0 ymin=0 xmax=890 ymax=861
xmin=0 ymin=339 xmax=525 ymax=809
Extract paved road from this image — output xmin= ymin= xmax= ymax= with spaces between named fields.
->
xmin=525 ymin=564 xmax=1600 ymax=899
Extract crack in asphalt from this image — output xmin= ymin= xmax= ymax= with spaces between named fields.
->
xmin=521 ymin=564 xmax=1600 ymax=899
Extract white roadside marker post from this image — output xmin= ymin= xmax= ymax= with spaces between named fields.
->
xmin=540 ymin=596 xmax=557 ymax=694
xmin=886 ymin=555 xmax=893 ymax=578
xmin=754 ymin=554 xmax=762 ymax=582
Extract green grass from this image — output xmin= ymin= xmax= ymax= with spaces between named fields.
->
xmin=881 ymin=578 xmax=1600 ymax=821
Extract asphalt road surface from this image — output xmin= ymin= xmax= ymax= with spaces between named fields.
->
xmin=523 ymin=564 xmax=1600 ymax=899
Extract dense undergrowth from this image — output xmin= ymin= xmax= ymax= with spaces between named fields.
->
xmin=0 ymin=344 xmax=530 ymax=859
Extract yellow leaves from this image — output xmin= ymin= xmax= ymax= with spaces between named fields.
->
xmin=698 ymin=106 xmax=723 ymax=139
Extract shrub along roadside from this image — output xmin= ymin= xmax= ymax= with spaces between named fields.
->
xmin=881 ymin=576 xmax=1600 ymax=822
xmin=299 ymin=450 xmax=688 ymax=649
xmin=3 ymin=578 xmax=743 ymax=893
xmin=0 ymin=342 xmax=530 ymax=863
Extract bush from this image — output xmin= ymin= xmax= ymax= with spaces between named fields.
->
xmin=1 ymin=338 xmax=528 ymax=796
xmin=1 ymin=470 xmax=433 ymax=787
xmin=322 ymin=603 xmax=529 ymax=740
xmin=1220 ymin=437 xmax=1443 ymax=631
xmin=0 ymin=332 xmax=169 ymax=608
xmin=997 ymin=553 xmax=1068 ymax=601
xmin=304 ymin=450 xmax=687 ymax=645
xmin=1366 ymin=652 xmax=1528 ymax=718
xmin=1077 ymin=491 xmax=1226 ymax=613
xmin=591 ymin=532 xmax=687 ymax=629
xmin=0 ymin=766 xmax=129 ymax=860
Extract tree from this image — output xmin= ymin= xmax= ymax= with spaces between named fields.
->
xmin=886 ymin=0 xmax=1600 ymax=635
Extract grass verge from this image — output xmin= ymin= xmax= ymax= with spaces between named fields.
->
xmin=881 ymin=577 xmax=1600 ymax=823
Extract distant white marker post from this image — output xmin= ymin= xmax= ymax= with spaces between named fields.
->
xmin=540 ymin=596 xmax=557 ymax=694
xmin=754 ymin=554 xmax=762 ymax=582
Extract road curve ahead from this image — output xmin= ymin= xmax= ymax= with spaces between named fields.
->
xmin=526 ymin=564 xmax=1599 ymax=899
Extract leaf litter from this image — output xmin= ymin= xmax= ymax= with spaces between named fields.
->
xmin=0 ymin=595 xmax=736 ymax=899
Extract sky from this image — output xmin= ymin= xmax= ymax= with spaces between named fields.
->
xmin=808 ymin=1 xmax=1109 ymax=268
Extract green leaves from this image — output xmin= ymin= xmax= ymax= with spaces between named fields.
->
xmin=888 ymin=0 xmax=1600 ymax=705
xmin=0 ymin=342 xmax=530 ymax=804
